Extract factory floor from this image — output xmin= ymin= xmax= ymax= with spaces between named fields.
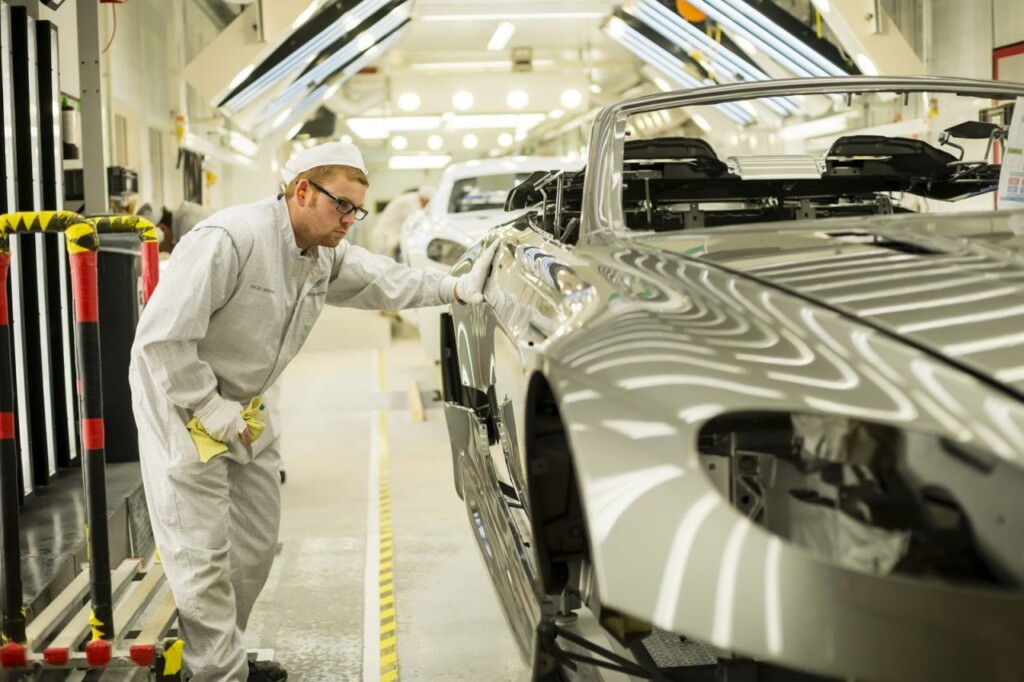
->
xmin=241 ymin=307 xmax=527 ymax=681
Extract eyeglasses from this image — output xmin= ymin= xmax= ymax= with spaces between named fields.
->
xmin=308 ymin=181 xmax=368 ymax=221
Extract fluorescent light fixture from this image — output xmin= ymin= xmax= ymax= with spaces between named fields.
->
xmin=408 ymin=59 xmax=555 ymax=71
xmin=273 ymin=108 xmax=293 ymax=129
xmin=462 ymin=133 xmax=479 ymax=150
xmin=418 ymin=12 xmax=606 ymax=21
xmin=390 ymin=135 xmax=408 ymax=150
xmin=388 ymin=154 xmax=451 ymax=170
xmin=228 ymin=64 xmax=256 ymax=91
xmin=684 ymin=0 xmax=846 ymax=78
xmin=487 ymin=21 xmax=516 ymax=51
xmin=549 ymin=109 xmax=565 ymax=120
xmin=398 ymin=92 xmax=421 ymax=111
xmin=255 ymin=7 xmax=411 ymax=125
xmin=589 ymin=83 xmax=602 ymax=94
xmin=224 ymin=0 xmax=397 ymax=113
xmin=623 ymin=0 xmax=798 ymax=116
xmin=690 ymin=114 xmax=711 ymax=131
xmin=444 ymin=113 xmax=546 ymax=130
xmin=560 ymin=88 xmax=583 ymax=109
xmin=810 ymin=0 xmax=830 ymax=13
xmin=323 ymin=83 xmax=341 ymax=100
xmin=497 ymin=132 xmax=514 ymax=147
xmin=268 ymin=27 xmax=410 ymax=132
xmin=778 ymin=112 xmax=854 ymax=140
xmin=452 ymin=90 xmax=475 ymax=110
xmin=602 ymin=16 xmax=755 ymax=125
xmin=506 ymin=89 xmax=529 ymax=110
xmin=427 ymin=134 xmax=443 ymax=150
xmin=347 ymin=115 xmax=441 ymax=138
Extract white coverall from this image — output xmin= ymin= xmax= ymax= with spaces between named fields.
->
xmin=371 ymin=191 xmax=424 ymax=257
xmin=129 ymin=195 xmax=458 ymax=681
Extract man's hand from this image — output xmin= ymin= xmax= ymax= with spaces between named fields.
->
xmin=455 ymin=241 xmax=500 ymax=304
xmin=194 ymin=396 xmax=248 ymax=444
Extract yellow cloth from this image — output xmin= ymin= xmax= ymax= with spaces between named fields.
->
xmin=187 ymin=397 xmax=266 ymax=463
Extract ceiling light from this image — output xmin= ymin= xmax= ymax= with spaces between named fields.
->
xmin=273 ymin=108 xmax=293 ymax=129
xmin=652 ymin=77 xmax=672 ymax=92
xmin=452 ymin=90 xmax=475 ymax=111
xmin=228 ymin=65 xmax=256 ymax=91
xmin=463 ymin=133 xmax=479 ymax=150
xmin=347 ymin=116 xmax=442 ymax=138
xmin=398 ymin=92 xmax=421 ymax=112
xmin=497 ymin=132 xmax=514 ymax=147
xmin=390 ymin=135 xmax=408 ymax=150
xmin=357 ymin=33 xmax=376 ymax=51
xmin=549 ymin=109 xmax=565 ymax=120
xmin=487 ymin=21 xmax=516 ymax=51
xmin=409 ymin=59 xmax=555 ymax=71
xmin=427 ymin=134 xmax=443 ymax=150
xmin=603 ymin=17 xmax=755 ymax=125
xmin=810 ymin=0 xmax=830 ymax=13
xmin=444 ymin=113 xmax=546 ymax=129
xmin=690 ymin=114 xmax=711 ymax=132
xmin=506 ymin=90 xmax=529 ymax=110
xmin=419 ymin=12 xmax=606 ymax=21
xmin=223 ymin=0 xmax=399 ymax=113
xmin=589 ymin=83 xmax=602 ymax=94
xmin=684 ymin=0 xmax=846 ymax=78
xmin=560 ymin=88 xmax=582 ymax=109
xmin=623 ymin=0 xmax=798 ymax=116
xmin=388 ymin=154 xmax=451 ymax=170
xmin=341 ymin=134 xmax=353 ymax=144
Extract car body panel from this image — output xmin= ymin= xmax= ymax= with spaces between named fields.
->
xmin=444 ymin=76 xmax=1024 ymax=681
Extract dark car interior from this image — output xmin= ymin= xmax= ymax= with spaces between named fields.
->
xmin=507 ymin=121 xmax=1006 ymax=243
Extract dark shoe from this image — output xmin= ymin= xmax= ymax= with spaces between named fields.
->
xmin=248 ymin=659 xmax=287 ymax=682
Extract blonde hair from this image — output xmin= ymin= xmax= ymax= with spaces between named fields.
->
xmin=284 ymin=165 xmax=369 ymax=199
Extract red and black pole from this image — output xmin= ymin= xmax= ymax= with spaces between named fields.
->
xmin=0 ymin=239 xmax=26 ymax=647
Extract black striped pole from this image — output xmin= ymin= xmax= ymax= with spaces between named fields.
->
xmin=0 ymin=240 xmax=26 ymax=647
xmin=64 ymin=224 xmax=115 ymax=651
xmin=0 ymin=214 xmax=115 ymax=642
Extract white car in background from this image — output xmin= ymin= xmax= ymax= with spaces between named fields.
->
xmin=399 ymin=156 xmax=581 ymax=361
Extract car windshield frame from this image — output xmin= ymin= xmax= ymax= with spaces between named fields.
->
xmin=580 ymin=76 xmax=1024 ymax=243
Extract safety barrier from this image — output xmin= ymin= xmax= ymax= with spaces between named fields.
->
xmin=0 ymin=211 xmax=176 ymax=675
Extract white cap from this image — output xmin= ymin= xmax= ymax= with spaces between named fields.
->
xmin=281 ymin=141 xmax=367 ymax=183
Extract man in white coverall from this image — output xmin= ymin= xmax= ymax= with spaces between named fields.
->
xmin=128 ymin=142 xmax=496 ymax=682
xmin=371 ymin=184 xmax=434 ymax=257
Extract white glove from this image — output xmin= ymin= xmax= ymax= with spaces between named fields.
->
xmin=194 ymin=396 xmax=247 ymax=443
xmin=455 ymin=241 xmax=499 ymax=304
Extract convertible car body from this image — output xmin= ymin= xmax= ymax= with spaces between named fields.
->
xmin=442 ymin=77 xmax=1024 ymax=681
xmin=400 ymin=156 xmax=580 ymax=361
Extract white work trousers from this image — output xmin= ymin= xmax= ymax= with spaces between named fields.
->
xmin=139 ymin=441 xmax=281 ymax=681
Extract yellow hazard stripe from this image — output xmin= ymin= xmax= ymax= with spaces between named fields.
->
xmin=376 ymin=352 xmax=398 ymax=681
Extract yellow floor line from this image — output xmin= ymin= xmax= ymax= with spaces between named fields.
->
xmin=376 ymin=351 xmax=399 ymax=682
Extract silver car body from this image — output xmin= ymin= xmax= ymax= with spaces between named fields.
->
xmin=444 ymin=77 xmax=1024 ymax=681
xmin=400 ymin=156 xmax=581 ymax=361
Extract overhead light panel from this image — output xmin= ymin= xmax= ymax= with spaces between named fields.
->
xmin=452 ymin=90 xmax=475 ymax=111
xmin=602 ymin=16 xmax=755 ymax=126
xmin=270 ymin=26 xmax=410 ymax=132
xmin=222 ymin=0 xmax=399 ymax=113
xmin=685 ymin=0 xmax=848 ymax=78
xmin=388 ymin=155 xmax=452 ymax=170
xmin=256 ymin=6 xmax=412 ymax=126
xmin=419 ymin=11 xmax=606 ymax=21
xmin=398 ymin=92 xmax=421 ymax=112
xmin=621 ymin=0 xmax=798 ymax=116
xmin=487 ymin=21 xmax=516 ymax=51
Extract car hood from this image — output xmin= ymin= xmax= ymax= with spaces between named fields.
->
xmin=624 ymin=210 xmax=1024 ymax=398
